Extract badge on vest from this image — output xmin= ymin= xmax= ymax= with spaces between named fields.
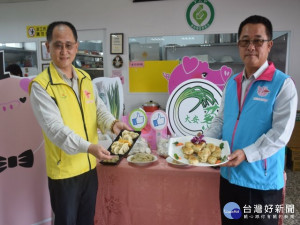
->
xmin=253 ymin=86 xmax=270 ymax=102
xmin=84 ymin=90 xmax=94 ymax=104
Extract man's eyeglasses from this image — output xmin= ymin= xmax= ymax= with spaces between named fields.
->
xmin=238 ymin=39 xmax=270 ymax=48
xmin=52 ymin=41 xmax=77 ymax=51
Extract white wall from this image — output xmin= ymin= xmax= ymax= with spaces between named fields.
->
xmin=0 ymin=0 xmax=299 ymax=113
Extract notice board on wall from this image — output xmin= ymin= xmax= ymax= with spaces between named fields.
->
xmin=129 ymin=60 xmax=179 ymax=93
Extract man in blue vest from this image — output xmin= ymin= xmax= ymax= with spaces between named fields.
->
xmin=204 ymin=15 xmax=298 ymax=225
xmin=30 ymin=21 xmax=130 ymax=225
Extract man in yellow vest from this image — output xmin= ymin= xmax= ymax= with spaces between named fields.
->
xmin=29 ymin=21 xmax=131 ymax=225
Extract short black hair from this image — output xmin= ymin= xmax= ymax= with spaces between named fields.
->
xmin=238 ymin=15 xmax=273 ymax=40
xmin=46 ymin=21 xmax=78 ymax=42
xmin=6 ymin=64 xmax=23 ymax=77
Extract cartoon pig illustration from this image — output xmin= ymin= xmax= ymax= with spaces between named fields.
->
xmin=0 ymin=76 xmax=52 ymax=225
xmin=163 ymin=56 xmax=232 ymax=94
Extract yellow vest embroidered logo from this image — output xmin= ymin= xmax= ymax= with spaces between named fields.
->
xmin=84 ymin=90 xmax=93 ymax=104
xmin=84 ymin=90 xmax=91 ymax=98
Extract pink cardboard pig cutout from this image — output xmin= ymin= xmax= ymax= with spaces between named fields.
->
xmin=163 ymin=56 xmax=232 ymax=94
xmin=0 ymin=62 xmax=52 ymax=224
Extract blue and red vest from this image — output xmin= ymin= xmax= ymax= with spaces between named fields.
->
xmin=221 ymin=62 xmax=289 ymax=190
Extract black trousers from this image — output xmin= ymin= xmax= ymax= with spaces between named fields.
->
xmin=48 ymin=168 xmax=98 ymax=225
xmin=219 ymin=176 xmax=283 ymax=225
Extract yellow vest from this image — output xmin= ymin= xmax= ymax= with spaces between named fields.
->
xmin=29 ymin=63 xmax=98 ymax=179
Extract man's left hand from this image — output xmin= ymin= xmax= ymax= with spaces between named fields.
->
xmin=112 ymin=121 xmax=132 ymax=135
xmin=220 ymin=149 xmax=246 ymax=167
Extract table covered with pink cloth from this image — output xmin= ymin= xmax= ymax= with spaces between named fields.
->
xmin=94 ymin=153 xmax=221 ymax=225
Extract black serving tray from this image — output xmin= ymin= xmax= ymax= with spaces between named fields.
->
xmin=100 ymin=130 xmax=141 ymax=166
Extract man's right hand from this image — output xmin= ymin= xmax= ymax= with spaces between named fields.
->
xmin=87 ymin=143 xmax=113 ymax=161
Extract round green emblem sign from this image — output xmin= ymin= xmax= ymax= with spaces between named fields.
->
xmin=186 ymin=0 xmax=215 ymax=31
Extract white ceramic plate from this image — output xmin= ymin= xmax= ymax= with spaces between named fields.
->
xmin=127 ymin=154 xmax=158 ymax=166
xmin=166 ymin=156 xmax=190 ymax=167
xmin=168 ymin=136 xmax=230 ymax=167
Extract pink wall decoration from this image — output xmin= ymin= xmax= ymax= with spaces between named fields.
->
xmin=0 ymin=76 xmax=52 ymax=225
xmin=163 ymin=56 xmax=232 ymax=94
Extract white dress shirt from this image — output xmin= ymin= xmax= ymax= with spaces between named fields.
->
xmin=204 ymin=61 xmax=298 ymax=162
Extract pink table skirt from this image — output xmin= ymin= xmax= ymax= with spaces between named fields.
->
xmin=95 ymin=153 xmax=221 ymax=225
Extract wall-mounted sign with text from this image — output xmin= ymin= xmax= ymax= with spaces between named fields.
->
xmin=26 ymin=25 xmax=48 ymax=38
xmin=186 ymin=0 xmax=215 ymax=31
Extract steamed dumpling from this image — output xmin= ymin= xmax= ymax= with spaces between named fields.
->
xmin=182 ymin=146 xmax=194 ymax=155
xmin=118 ymin=143 xmax=130 ymax=154
xmin=111 ymin=142 xmax=123 ymax=154
xmin=207 ymin=156 xmax=218 ymax=164
xmin=188 ymin=155 xmax=199 ymax=165
xmin=211 ymin=149 xmax=222 ymax=159
xmin=198 ymin=147 xmax=211 ymax=163
xmin=192 ymin=142 xmax=205 ymax=153
xmin=122 ymin=134 xmax=133 ymax=145
xmin=206 ymin=143 xmax=216 ymax=153
xmin=122 ymin=130 xmax=139 ymax=139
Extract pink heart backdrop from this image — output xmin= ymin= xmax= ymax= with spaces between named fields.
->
xmin=0 ymin=77 xmax=52 ymax=225
xmin=164 ymin=56 xmax=233 ymax=94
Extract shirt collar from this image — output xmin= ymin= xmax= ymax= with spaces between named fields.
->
xmin=242 ymin=61 xmax=269 ymax=80
xmin=52 ymin=63 xmax=78 ymax=82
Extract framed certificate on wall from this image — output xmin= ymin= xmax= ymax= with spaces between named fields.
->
xmin=110 ymin=33 xmax=124 ymax=54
